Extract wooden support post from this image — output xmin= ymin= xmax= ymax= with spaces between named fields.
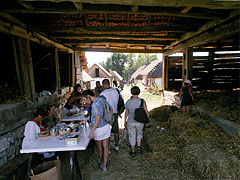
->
xmin=162 ymin=54 xmax=169 ymax=90
xmin=25 ymin=39 xmax=35 ymax=99
xmin=12 ymin=37 xmax=24 ymax=95
xmin=54 ymin=48 xmax=61 ymax=92
xmin=17 ymin=38 xmax=31 ymax=98
xmin=182 ymin=47 xmax=193 ymax=83
xmin=68 ymin=54 xmax=71 ymax=86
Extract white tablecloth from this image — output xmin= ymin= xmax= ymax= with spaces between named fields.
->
xmin=60 ymin=114 xmax=89 ymax=122
xmin=20 ymin=125 xmax=91 ymax=153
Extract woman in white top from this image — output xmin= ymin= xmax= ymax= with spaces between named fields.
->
xmin=22 ymin=108 xmax=45 ymax=148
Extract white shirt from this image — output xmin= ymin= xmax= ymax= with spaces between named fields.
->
xmin=22 ymin=121 xmax=40 ymax=148
xmin=100 ymin=88 xmax=119 ymax=113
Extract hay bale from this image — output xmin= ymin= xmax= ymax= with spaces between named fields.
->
xmin=149 ymin=105 xmax=178 ymax=122
xmin=180 ymin=142 xmax=240 ymax=179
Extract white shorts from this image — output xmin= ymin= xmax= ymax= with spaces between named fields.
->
xmin=94 ymin=124 xmax=111 ymax=141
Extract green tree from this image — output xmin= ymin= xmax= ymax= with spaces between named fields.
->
xmin=105 ymin=53 xmax=128 ymax=77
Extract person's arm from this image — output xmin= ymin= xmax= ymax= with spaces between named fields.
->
xmin=88 ymin=115 xmax=100 ymax=139
xmin=144 ymin=100 xmax=149 ymax=127
xmin=179 ymin=88 xmax=183 ymax=100
xmin=124 ymin=109 xmax=129 ymax=129
xmin=188 ymin=87 xmax=194 ymax=101
xmin=144 ymin=100 xmax=149 ymax=117
xmin=67 ymin=96 xmax=75 ymax=108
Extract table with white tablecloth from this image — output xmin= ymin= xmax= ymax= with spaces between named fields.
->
xmin=20 ymin=125 xmax=91 ymax=180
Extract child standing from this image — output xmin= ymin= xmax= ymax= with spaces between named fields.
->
xmin=180 ymin=79 xmax=194 ymax=113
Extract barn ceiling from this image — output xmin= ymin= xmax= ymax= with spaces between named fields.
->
xmin=0 ymin=0 xmax=239 ymax=54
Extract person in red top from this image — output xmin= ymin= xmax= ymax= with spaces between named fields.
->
xmin=180 ymin=79 xmax=194 ymax=113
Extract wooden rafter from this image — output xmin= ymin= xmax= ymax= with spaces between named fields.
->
xmin=180 ymin=7 xmax=192 ymax=14
xmin=16 ymin=0 xmax=34 ymax=10
xmin=72 ymin=47 xmax=164 ymax=53
xmin=50 ymin=34 xmax=180 ymax=41
xmin=21 ymin=0 xmax=240 ymax=9
xmin=31 ymin=26 xmax=195 ymax=33
xmin=73 ymin=2 xmax=83 ymax=10
xmin=62 ymin=39 xmax=171 ymax=46
xmin=1 ymin=8 xmax=221 ymax=20
xmin=164 ymin=18 xmax=240 ymax=55
xmin=164 ymin=10 xmax=239 ymax=50
xmin=0 ymin=19 xmax=73 ymax=53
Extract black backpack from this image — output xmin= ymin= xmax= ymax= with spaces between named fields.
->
xmin=116 ymin=89 xmax=125 ymax=116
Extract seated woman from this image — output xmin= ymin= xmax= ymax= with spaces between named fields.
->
xmin=22 ymin=107 xmax=55 ymax=158
xmin=22 ymin=107 xmax=46 ymax=149
xmin=62 ymin=92 xmax=82 ymax=117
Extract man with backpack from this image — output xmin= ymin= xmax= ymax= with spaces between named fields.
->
xmin=100 ymin=79 xmax=120 ymax=151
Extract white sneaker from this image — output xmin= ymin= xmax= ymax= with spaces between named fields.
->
xmin=113 ymin=145 xmax=119 ymax=151
xmin=109 ymin=150 xmax=111 ymax=155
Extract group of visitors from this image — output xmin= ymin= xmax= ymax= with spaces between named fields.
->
xmin=81 ymin=79 xmax=149 ymax=172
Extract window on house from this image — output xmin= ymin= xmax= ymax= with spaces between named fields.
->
xmin=95 ymin=68 xmax=99 ymax=77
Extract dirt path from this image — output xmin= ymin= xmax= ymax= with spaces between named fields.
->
xmin=76 ymin=85 xmax=166 ymax=180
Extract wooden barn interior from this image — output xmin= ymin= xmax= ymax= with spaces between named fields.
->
xmin=0 ymin=0 xmax=239 ymax=179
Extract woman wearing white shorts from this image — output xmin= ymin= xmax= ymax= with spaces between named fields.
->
xmin=81 ymin=90 xmax=110 ymax=172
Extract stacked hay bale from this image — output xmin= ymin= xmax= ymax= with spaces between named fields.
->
xmin=144 ymin=106 xmax=240 ymax=179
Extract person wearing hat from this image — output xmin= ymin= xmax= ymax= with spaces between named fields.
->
xmin=180 ymin=79 xmax=194 ymax=113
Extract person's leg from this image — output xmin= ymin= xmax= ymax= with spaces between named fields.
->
xmin=127 ymin=123 xmax=136 ymax=153
xmin=102 ymin=138 xmax=109 ymax=168
xmin=95 ymin=140 xmax=103 ymax=162
xmin=114 ymin=133 xmax=119 ymax=147
xmin=183 ymin=106 xmax=186 ymax=113
xmin=136 ymin=123 xmax=144 ymax=153
xmin=187 ymin=106 xmax=190 ymax=112
xmin=111 ymin=113 xmax=119 ymax=149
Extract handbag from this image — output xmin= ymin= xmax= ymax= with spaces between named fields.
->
xmin=134 ymin=99 xmax=149 ymax=123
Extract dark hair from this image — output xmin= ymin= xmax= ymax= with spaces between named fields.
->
xmin=81 ymin=89 xmax=94 ymax=97
xmin=42 ymin=116 xmax=51 ymax=128
xmin=102 ymin=79 xmax=110 ymax=85
xmin=131 ymin=86 xmax=140 ymax=95
xmin=45 ymin=105 xmax=54 ymax=113
xmin=74 ymin=92 xmax=81 ymax=97
xmin=74 ymin=83 xmax=82 ymax=92
xmin=96 ymin=81 xmax=100 ymax=84
xmin=34 ymin=107 xmax=46 ymax=118
xmin=113 ymin=80 xmax=117 ymax=87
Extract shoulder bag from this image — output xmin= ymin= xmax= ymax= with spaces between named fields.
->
xmin=134 ymin=99 xmax=149 ymax=123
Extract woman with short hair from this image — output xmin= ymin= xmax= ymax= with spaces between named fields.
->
xmin=124 ymin=86 xmax=149 ymax=156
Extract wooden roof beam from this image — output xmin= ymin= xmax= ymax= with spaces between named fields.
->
xmin=164 ymin=18 xmax=240 ymax=55
xmin=0 ymin=19 xmax=73 ymax=53
xmin=2 ymin=7 xmax=221 ymax=20
xmin=16 ymin=0 xmax=34 ymax=10
xmin=73 ymin=47 xmax=164 ymax=53
xmin=50 ymin=34 xmax=180 ymax=41
xmin=0 ymin=12 xmax=27 ymax=28
xmin=73 ymin=2 xmax=83 ymax=10
xmin=62 ymin=39 xmax=171 ymax=46
xmin=21 ymin=0 xmax=240 ymax=10
xmin=180 ymin=7 xmax=192 ymax=14
xmin=31 ymin=26 xmax=195 ymax=33
xmin=165 ymin=10 xmax=239 ymax=50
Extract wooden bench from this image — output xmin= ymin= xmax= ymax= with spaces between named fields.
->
xmin=0 ymin=154 xmax=28 ymax=180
